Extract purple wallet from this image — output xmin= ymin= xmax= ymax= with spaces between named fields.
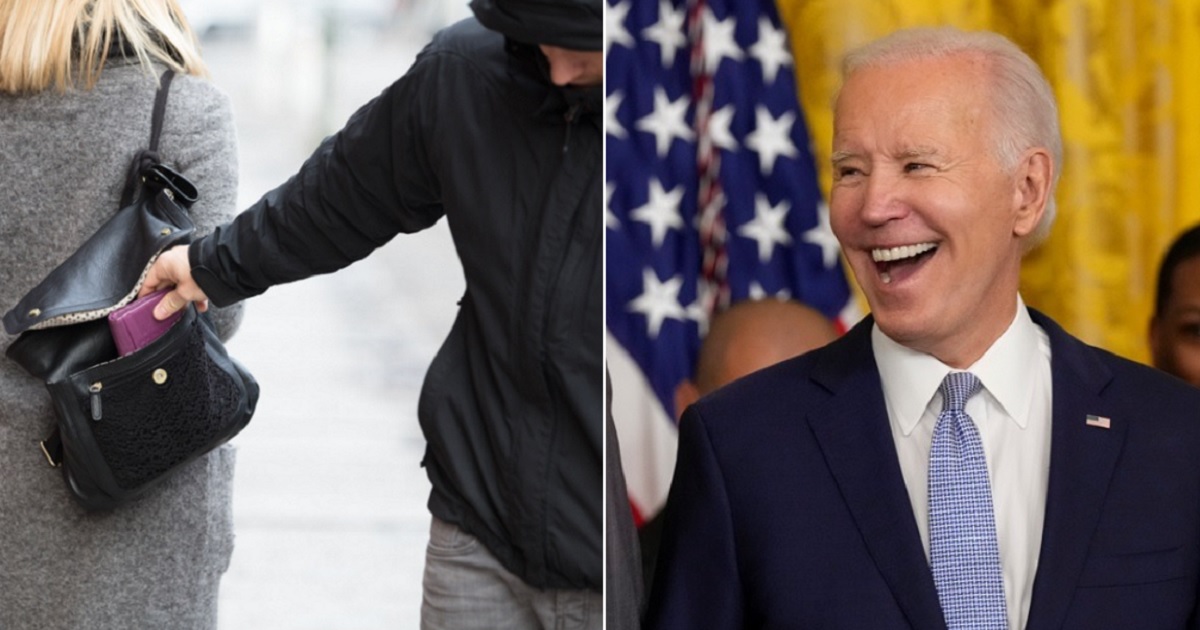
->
xmin=108 ymin=289 xmax=183 ymax=356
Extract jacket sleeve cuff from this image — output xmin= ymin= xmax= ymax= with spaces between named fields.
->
xmin=188 ymin=238 xmax=245 ymax=308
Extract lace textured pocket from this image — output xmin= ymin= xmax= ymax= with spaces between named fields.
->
xmin=40 ymin=306 xmax=257 ymax=509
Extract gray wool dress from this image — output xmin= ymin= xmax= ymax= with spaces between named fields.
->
xmin=0 ymin=61 xmax=242 ymax=629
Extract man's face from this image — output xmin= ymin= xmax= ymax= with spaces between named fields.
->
xmin=829 ymin=54 xmax=1045 ymax=367
xmin=539 ymin=45 xmax=603 ymax=87
xmin=1151 ymin=256 xmax=1200 ymax=387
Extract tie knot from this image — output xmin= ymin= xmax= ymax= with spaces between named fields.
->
xmin=939 ymin=371 xmax=982 ymax=413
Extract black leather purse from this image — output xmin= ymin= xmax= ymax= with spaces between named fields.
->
xmin=2 ymin=70 xmax=258 ymax=511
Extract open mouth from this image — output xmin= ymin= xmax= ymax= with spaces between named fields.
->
xmin=871 ymin=242 xmax=938 ymax=284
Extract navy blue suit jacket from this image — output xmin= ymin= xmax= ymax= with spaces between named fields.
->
xmin=645 ymin=309 xmax=1200 ymax=629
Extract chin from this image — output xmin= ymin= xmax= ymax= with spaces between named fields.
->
xmin=870 ymin=304 xmax=936 ymax=348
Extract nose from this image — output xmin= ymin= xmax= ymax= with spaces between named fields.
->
xmin=858 ymin=171 xmax=909 ymax=227
xmin=546 ymin=56 xmax=581 ymax=86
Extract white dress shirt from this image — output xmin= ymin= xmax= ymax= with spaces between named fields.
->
xmin=872 ymin=297 xmax=1053 ymax=630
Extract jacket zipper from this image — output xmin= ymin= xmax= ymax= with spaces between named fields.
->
xmin=540 ymin=102 xmax=590 ymax=583
xmin=561 ymin=101 xmax=583 ymax=155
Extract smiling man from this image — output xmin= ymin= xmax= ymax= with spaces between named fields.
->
xmin=644 ymin=27 xmax=1200 ymax=630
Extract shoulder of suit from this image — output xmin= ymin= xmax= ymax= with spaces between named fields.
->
xmin=1039 ymin=312 xmax=1200 ymax=410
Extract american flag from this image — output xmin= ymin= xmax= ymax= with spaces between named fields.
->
xmin=605 ymin=0 xmax=857 ymax=523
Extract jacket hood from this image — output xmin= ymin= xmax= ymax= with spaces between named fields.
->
xmin=470 ymin=0 xmax=602 ymax=51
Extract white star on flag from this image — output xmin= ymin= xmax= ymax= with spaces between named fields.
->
xmin=702 ymin=7 xmax=743 ymax=73
xmin=628 ymin=268 xmax=687 ymax=338
xmin=744 ymin=105 xmax=798 ymax=176
xmin=737 ymin=193 xmax=793 ymax=262
xmin=636 ymin=87 xmax=695 ymax=157
xmin=605 ymin=0 xmax=634 ymax=54
xmin=642 ymin=0 xmax=688 ymax=68
xmin=749 ymin=16 xmax=793 ymax=84
xmin=631 ymin=178 xmax=685 ymax=247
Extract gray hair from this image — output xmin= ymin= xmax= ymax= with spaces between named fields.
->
xmin=840 ymin=27 xmax=1062 ymax=248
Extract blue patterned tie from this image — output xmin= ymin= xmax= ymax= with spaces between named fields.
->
xmin=929 ymin=372 xmax=1007 ymax=629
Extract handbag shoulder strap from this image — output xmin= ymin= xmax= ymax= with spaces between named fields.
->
xmin=148 ymin=69 xmax=175 ymax=154
xmin=119 ymin=69 xmax=176 ymax=208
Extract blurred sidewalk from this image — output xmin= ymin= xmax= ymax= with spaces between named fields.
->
xmin=195 ymin=11 xmax=466 ymax=628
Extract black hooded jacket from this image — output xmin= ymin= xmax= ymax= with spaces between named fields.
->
xmin=187 ymin=2 xmax=602 ymax=590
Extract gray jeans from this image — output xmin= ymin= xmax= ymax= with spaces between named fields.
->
xmin=420 ymin=516 xmax=602 ymax=630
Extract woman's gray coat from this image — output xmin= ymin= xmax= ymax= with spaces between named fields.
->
xmin=0 ymin=61 xmax=242 ymax=629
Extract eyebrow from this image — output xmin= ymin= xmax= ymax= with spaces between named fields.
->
xmin=831 ymin=145 xmax=943 ymax=164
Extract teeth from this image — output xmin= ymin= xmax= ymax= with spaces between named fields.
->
xmin=881 ymin=272 xmax=892 ymax=284
xmin=871 ymin=242 xmax=937 ymax=262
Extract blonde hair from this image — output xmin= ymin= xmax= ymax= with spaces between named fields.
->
xmin=0 ymin=0 xmax=207 ymax=94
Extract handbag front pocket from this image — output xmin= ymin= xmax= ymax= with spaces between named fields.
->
xmin=47 ymin=306 xmax=257 ymax=508
xmin=75 ymin=314 xmax=242 ymax=489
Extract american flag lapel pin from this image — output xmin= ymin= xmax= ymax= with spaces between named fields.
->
xmin=1085 ymin=414 xmax=1112 ymax=429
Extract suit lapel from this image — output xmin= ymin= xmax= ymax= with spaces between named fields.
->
xmin=808 ymin=319 xmax=947 ymax=630
xmin=1025 ymin=310 xmax=1125 ymax=630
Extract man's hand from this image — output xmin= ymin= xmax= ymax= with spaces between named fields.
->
xmin=140 ymin=245 xmax=210 ymax=320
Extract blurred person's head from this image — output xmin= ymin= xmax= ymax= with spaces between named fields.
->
xmin=1150 ymin=224 xmax=1200 ymax=387
xmin=470 ymin=0 xmax=602 ymax=87
xmin=830 ymin=27 xmax=1058 ymax=368
xmin=674 ymin=299 xmax=840 ymax=416
xmin=0 ymin=0 xmax=207 ymax=94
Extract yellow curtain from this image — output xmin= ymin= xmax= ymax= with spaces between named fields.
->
xmin=778 ymin=0 xmax=1200 ymax=363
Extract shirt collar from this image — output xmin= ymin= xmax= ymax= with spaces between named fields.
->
xmin=872 ymin=295 xmax=1041 ymax=436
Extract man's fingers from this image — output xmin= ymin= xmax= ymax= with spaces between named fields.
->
xmin=152 ymin=290 xmax=209 ymax=319
xmin=140 ymin=245 xmax=208 ymax=320
xmin=153 ymin=290 xmax=189 ymax=321
xmin=139 ymin=264 xmax=165 ymax=297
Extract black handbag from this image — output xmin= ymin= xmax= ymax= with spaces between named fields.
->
xmin=2 ymin=70 xmax=258 ymax=511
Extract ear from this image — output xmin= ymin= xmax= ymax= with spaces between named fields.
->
xmin=1011 ymin=148 xmax=1053 ymax=237
xmin=673 ymin=380 xmax=701 ymax=422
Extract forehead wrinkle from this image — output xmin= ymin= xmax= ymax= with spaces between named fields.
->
xmin=893 ymin=145 xmax=942 ymax=161
xmin=831 ymin=149 xmax=857 ymax=164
